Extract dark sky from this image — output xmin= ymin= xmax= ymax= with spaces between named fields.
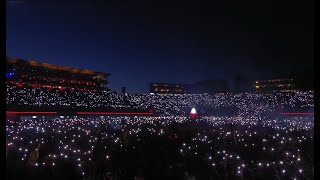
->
xmin=6 ymin=0 xmax=314 ymax=93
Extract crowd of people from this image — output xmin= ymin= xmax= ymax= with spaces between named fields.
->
xmin=6 ymin=82 xmax=314 ymax=179
xmin=6 ymin=115 xmax=313 ymax=180
xmin=6 ymin=82 xmax=314 ymax=116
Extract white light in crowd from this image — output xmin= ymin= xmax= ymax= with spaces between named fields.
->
xmin=190 ymin=108 xmax=197 ymax=114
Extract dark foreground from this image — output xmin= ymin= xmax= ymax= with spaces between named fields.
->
xmin=6 ymin=116 xmax=314 ymax=180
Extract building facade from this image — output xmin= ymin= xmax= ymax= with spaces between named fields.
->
xmin=6 ymin=57 xmax=111 ymax=91
xmin=233 ymin=75 xmax=253 ymax=92
xmin=150 ymin=80 xmax=228 ymax=94
xmin=254 ymin=78 xmax=296 ymax=92
xmin=194 ymin=80 xmax=228 ymax=94
xmin=150 ymin=83 xmax=186 ymax=94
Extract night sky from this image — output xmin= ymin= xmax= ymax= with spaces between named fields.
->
xmin=6 ymin=0 xmax=314 ymax=93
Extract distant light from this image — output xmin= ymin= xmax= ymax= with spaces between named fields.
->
xmin=32 ymin=116 xmax=37 ymax=118
xmin=191 ymin=108 xmax=197 ymax=114
xmin=6 ymin=72 xmax=14 ymax=78
xmin=190 ymin=108 xmax=198 ymax=119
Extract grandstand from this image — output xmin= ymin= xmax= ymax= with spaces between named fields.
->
xmin=6 ymin=57 xmax=111 ymax=91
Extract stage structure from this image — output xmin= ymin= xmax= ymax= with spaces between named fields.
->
xmin=190 ymin=107 xmax=197 ymax=119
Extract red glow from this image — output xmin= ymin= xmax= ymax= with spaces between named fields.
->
xmin=190 ymin=113 xmax=197 ymax=119
xmin=6 ymin=111 xmax=57 ymax=115
xmin=280 ymin=112 xmax=314 ymax=115
xmin=76 ymin=112 xmax=153 ymax=115
xmin=6 ymin=111 xmax=153 ymax=116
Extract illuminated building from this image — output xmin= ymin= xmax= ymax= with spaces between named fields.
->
xmin=6 ymin=57 xmax=110 ymax=91
xmin=150 ymin=83 xmax=186 ymax=94
xmin=254 ymin=78 xmax=296 ymax=92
